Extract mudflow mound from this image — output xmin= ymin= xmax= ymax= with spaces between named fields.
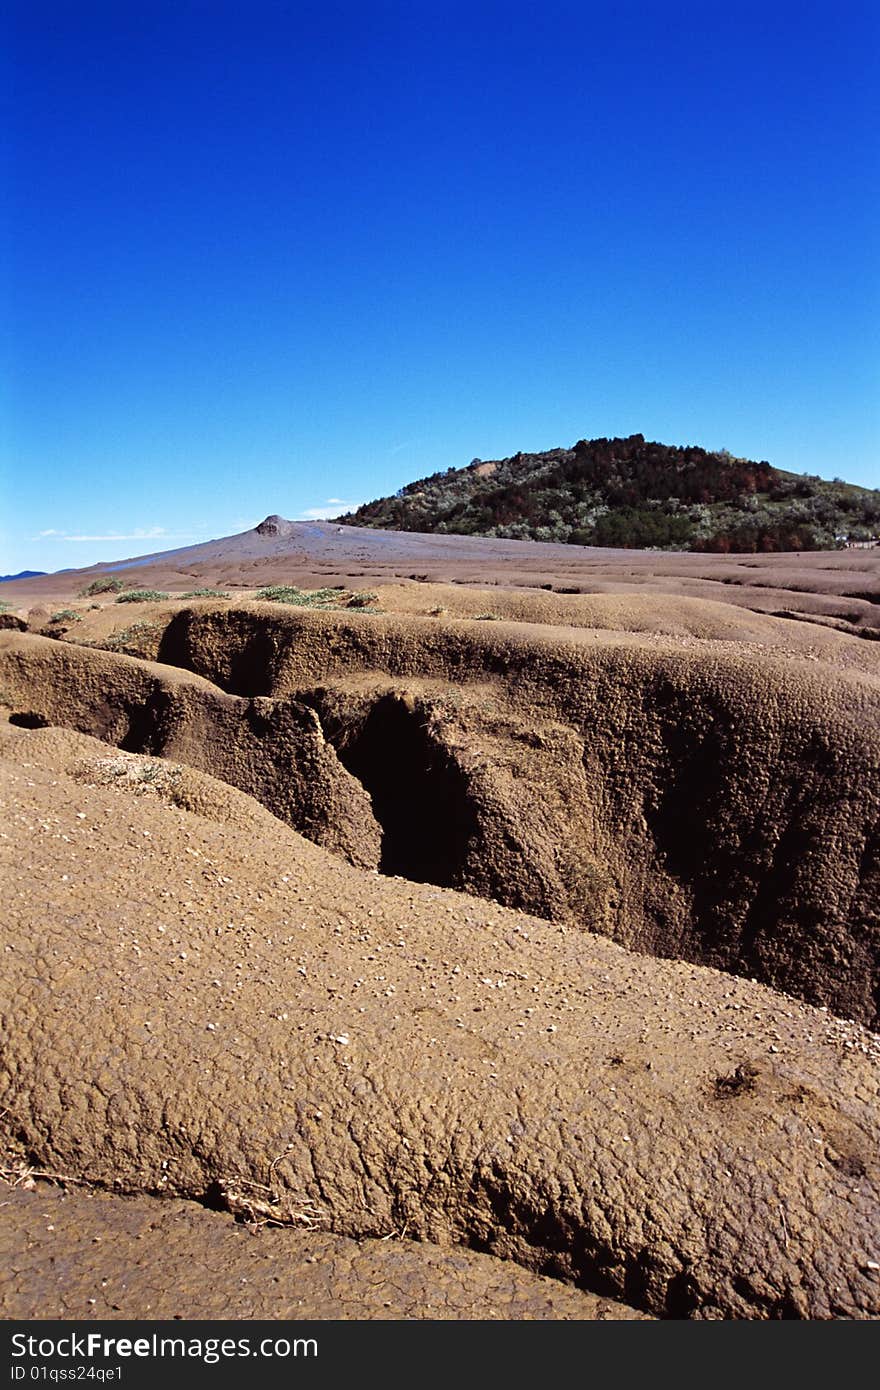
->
xmin=24 ymin=583 xmax=880 ymax=682
xmin=1 ymin=726 xmax=879 ymax=1319
xmin=3 ymin=605 xmax=878 ymax=1026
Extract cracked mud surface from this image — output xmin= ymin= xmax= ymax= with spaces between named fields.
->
xmin=1 ymin=720 xmax=879 ymax=1319
xmin=0 ymin=1187 xmax=646 ymax=1320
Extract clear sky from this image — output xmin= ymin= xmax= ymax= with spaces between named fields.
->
xmin=2 ymin=0 xmax=878 ymax=574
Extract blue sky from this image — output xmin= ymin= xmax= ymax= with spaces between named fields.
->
xmin=2 ymin=0 xmax=878 ymax=573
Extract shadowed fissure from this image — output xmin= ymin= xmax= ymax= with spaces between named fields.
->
xmin=309 ymin=693 xmax=478 ymax=885
xmin=8 ymin=711 xmax=50 ymax=728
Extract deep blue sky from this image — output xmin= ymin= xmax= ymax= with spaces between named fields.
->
xmin=2 ymin=0 xmax=878 ymax=573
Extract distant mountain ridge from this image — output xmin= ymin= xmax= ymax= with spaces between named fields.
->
xmin=0 ymin=570 xmax=47 ymax=583
xmin=337 ymin=434 xmax=880 ymax=552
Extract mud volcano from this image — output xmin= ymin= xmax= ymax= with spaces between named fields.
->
xmin=1 ymin=596 xmax=879 ymax=1320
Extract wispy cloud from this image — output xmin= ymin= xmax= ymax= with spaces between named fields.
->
xmin=65 ymin=527 xmax=172 ymax=543
xmin=30 ymin=526 xmax=191 ymax=544
xmin=298 ymin=499 xmax=363 ymax=520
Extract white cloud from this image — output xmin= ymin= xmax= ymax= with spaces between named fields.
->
xmin=62 ymin=534 xmax=164 ymax=543
xmin=64 ymin=530 xmax=170 ymax=543
xmin=298 ymin=500 xmax=363 ymax=520
xmin=31 ymin=525 xmax=186 ymax=544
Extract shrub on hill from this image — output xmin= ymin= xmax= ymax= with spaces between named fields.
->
xmin=80 ymin=577 xmax=125 ymax=596
xmin=336 ymin=434 xmax=878 ymax=552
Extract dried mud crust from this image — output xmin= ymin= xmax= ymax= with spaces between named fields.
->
xmin=1 ymin=731 xmax=879 ymax=1319
xmin=0 ymin=1187 xmax=647 ymax=1320
xmin=2 ymin=613 xmax=879 ymax=1025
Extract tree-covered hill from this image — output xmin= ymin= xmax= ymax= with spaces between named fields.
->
xmin=336 ymin=435 xmax=880 ymax=552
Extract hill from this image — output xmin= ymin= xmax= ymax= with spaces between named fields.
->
xmin=337 ymin=434 xmax=880 ymax=553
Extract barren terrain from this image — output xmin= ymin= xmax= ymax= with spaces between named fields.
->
xmin=1 ymin=522 xmax=878 ymax=1319
xmin=3 ymin=519 xmax=880 ymax=639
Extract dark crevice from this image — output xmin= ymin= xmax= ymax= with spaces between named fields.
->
xmin=157 ymin=609 xmax=278 ymax=696
xmin=312 ymin=694 xmax=478 ymax=885
xmin=8 ymin=711 xmax=51 ymax=728
xmin=119 ymin=692 xmax=174 ymax=754
xmin=841 ymin=590 xmax=880 ymax=605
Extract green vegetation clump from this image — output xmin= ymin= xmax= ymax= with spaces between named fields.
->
xmin=179 ymin=588 xmax=231 ymax=599
xmin=80 ymin=576 xmax=125 ymax=596
xmin=115 ymin=589 xmax=170 ymax=603
xmin=49 ymin=609 xmax=82 ymax=624
xmin=255 ymin=585 xmax=341 ymax=606
xmin=253 ymin=585 xmax=382 ymax=612
xmin=98 ymin=620 xmax=163 ymax=656
xmin=335 ymin=434 xmax=880 ymax=553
